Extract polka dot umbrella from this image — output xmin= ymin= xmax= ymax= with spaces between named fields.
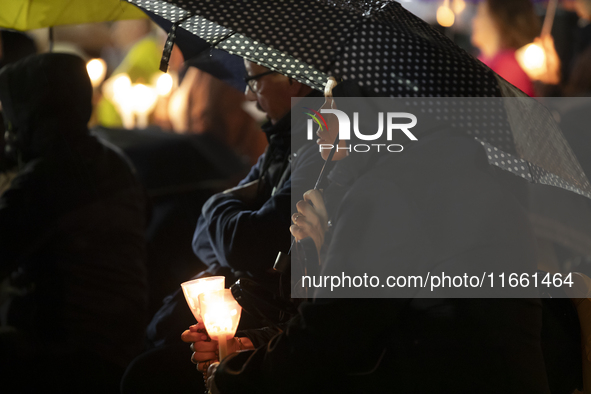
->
xmin=127 ymin=0 xmax=502 ymax=97
xmin=125 ymin=0 xmax=591 ymax=199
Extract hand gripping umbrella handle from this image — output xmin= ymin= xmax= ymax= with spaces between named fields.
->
xmin=274 ymin=76 xmax=340 ymax=273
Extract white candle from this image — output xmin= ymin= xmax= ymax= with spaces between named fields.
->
xmin=199 ymin=289 xmax=242 ymax=360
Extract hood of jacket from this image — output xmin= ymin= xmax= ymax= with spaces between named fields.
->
xmin=0 ymin=53 xmax=92 ymax=163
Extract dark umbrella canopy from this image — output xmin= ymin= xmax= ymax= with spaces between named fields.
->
xmin=129 ymin=0 xmax=501 ymax=97
xmin=127 ymin=0 xmax=591 ymax=200
xmin=182 ymin=49 xmax=247 ymax=92
xmin=141 ymin=9 xmax=247 ymax=91
xmin=142 ymin=8 xmax=210 ymax=60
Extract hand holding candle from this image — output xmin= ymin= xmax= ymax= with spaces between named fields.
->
xmin=181 ymin=322 xmax=254 ymax=369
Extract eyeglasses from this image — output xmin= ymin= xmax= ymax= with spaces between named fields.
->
xmin=244 ymin=70 xmax=276 ymax=93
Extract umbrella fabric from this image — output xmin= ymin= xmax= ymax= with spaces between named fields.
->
xmin=140 ymin=9 xmax=246 ymax=90
xmin=126 ymin=0 xmax=591 ymax=199
xmin=0 ymin=0 xmax=147 ymax=31
xmin=143 ymin=8 xmax=210 ymax=61
xmin=128 ymin=0 xmax=499 ymax=96
xmin=181 ymin=49 xmax=247 ymax=93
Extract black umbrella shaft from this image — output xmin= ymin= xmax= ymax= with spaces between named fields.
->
xmin=313 ymin=135 xmax=339 ymax=190
xmin=289 ymin=134 xmax=339 ymax=254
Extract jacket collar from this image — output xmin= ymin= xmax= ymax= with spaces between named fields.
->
xmin=260 ymin=90 xmax=324 ymax=151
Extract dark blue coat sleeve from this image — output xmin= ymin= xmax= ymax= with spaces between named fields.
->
xmin=192 ymin=144 xmax=324 ymax=275
xmin=192 ymin=154 xmax=264 ymax=268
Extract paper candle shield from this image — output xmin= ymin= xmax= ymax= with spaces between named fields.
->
xmin=181 ymin=276 xmax=225 ymax=322
xmin=198 ymin=289 xmax=242 ymax=341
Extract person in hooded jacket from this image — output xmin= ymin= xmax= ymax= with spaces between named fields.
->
xmin=0 ymin=53 xmax=148 ymax=393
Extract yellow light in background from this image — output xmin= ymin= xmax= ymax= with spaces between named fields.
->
xmin=112 ymin=74 xmax=132 ymax=102
xmin=108 ymin=74 xmax=135 ymax=129
xmin=515 ymin=42 xmax=547 ymax=81
xmin=86 ymin=58 xmax=107 ymax=88
xmin=522 ymin=43 xmax=545 ymax=70
xmin=452 ymin=0 xmax=466 ymax=15
xmin=131 ymin=84 xmax=157 ymax=114
xmin=131 ymin=83 xmax=158 ymax=129
xmin=437 ymin=2 xmax=455 ymax=27
xmin=156 ymin=73 xmax=174 ymax=96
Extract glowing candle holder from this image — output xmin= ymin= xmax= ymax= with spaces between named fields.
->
xmin=198 ymin=289 xmax=242 ymax=360
xmin=181 ymin=276 xmax=225 ymax=322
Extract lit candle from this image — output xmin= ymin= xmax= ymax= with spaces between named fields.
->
xmin=515 ymin=0 xmax=560 ymax=84
xmin=103 ymin=73 xmax=134 ymax=128
xmin=86 ymin=58 xmax=107 ymax=88
xmin=199 ymin=289 xmax=242 ymax=360
xmin=131 ymin=83 xmax=158 ymax=129
xmin=516 ymin=43 xmax=545 ymax=75
xmin=181 ymin=276 xmax=225 ymax=322
xmin=155 ymin=72 xmax=174 ymax=96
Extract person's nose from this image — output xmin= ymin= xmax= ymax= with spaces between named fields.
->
xmin=245 ymin=86 xmax=257 ymax=101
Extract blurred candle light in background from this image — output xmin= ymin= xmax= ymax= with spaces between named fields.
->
xmin=515 ymin=0 xmax=560 ymax=84
xmin=199 ymin=289 xmax=242 ymax=360
xmin=452 ymin=0 xmax=466 ymax=15
xmin=102 ymin=70 xmax=180 ymax=129
xmin=519 ymin=43 xmax=545 ymax=71
xmin=181 ymin=276 xmax=225 ymax=322
xmin=437 ymin=0 xmax=455 ymax=27
xmin=111 ymin=74 xmax=132 ymax=100
xmin=156 ymin=72 xmax=174 ymax=96
xmin=131 ymin=83 xmax=157 ymax=113
xmin=86 ymin=58 xmax=107 ymax=88
xmin=131 ymin=83 xmax=158 ymax=128
xmin=103 ymin=73 xmax=135 ymax=128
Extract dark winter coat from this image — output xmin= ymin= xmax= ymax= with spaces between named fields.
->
xmin=192 ymin=96 xmax=325 ymax=284
xmin=145 ymin=94 xmax=325 ymax=346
